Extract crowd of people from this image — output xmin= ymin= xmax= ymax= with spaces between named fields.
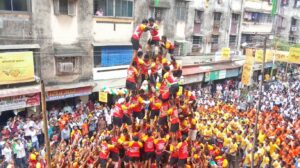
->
xmin=0 ymin=17 xmax=299 ymax=168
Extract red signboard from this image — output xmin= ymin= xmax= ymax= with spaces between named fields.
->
xmin=46 ymin=87 xmax=92 ymax=101
xmin=0 ymin=93 xmax=40 ymax=111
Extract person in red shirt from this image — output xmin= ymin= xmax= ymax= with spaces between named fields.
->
xmin=158 ymin=101 xmax=170 ymax=132
xmin=161 ymin=35 xmax=175 ymax=57
xmin=168 ymin=104 xmax=180 ymax=141
xmin=122 ymin=97 xmax=133 ymax=127
xmin=112 ymin=98 xmax=125 ymax=134
xmin=184 ymin=90 xmax=197 ymax=112
xmin=126 ymin=61 xmax=139 ymax=92
xmin=168 ymin=141 xmax=179 ymax=167
xmin=99 ymin=137 xmax=114 ymax=168
xmin=149 ymin=92 xmax=162 ymax=126
xmin=127 ymin=136 xmax=143 ymax=168
xmin=109 ymin=135 xmax=121 ymax=166
xmin=149 ymin=57 xmax=161 ymax=87
xmin=170 ymin=56 xmax=182 ymax=78
xmin=147 ymin=17 xmax=160 ymax=56
xmin=177 ymin=137 xmax=189 ymax=168
xmin=154 ymin=133 xmax=168 ymax=168
xmin=163 ymin=66 xmax=179 ymax=101
xmin=131 ymin=19 xmax=149 ymax=58
xmin=142 ymin=131 xmax=155 ymax=167
xmin=140 ymin=54 xmax=151 ymax=82
xmin=130 ymin=91 xmax=146 ymax=127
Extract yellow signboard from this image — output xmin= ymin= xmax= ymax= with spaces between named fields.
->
xmin=266 ymin=50 xmax=273 ymax=62
xmin=221 ymin=48 xmax=230 ymax=60
xmin=288 ymin=47 xmax=300 ymax=64
xmin=245 ymin=48 xmax=254 ymax=65
xmin=274 ymin=51 xmax=289 ymax=62
xmin=99 ymin=92 xmax=108 ymax=103
xmin=241 ymin=64 xmax=253 ymax=86
xmin=255 ymin=49 xmax=264 ymax=63
xmin=0 ymin=52 xmax=34 ymax=85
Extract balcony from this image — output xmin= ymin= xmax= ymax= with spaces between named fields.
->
xmin=244 ymin=0 xmax=272 ymax=13
xmin=149 ymin=0 xmax=171 ymax=8
xmin=241 ymin=22 xmax=272 ymax=34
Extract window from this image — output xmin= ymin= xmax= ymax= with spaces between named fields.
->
xmin=193 ymin=36 xmax=203 ymax=45
xmin=94 ymin=0 xmax=133 ymax=17
xmin=232 ymin=13 xmax=240 ymax=22
xmin=214 ymin=12 xmax=222 ymax=21
xmin=176 ymin=2 xmax=186 ymax=21
xmin=53 ymin=0 xmax=76 ymax=16
xmin=291 ymin=17 xmax=297 ymax=26
xmin=294 ymin=0 xmax=300 ymax=8
xmin=281 ymin=0 xmax=289 ymax=6
xmin=230 ymin=35 xmax=236 ymax=43
xmin=194 ymin=10 xmax=203 ymax=23
xmin=94 ymin=46 xmax=133 ymax=67
xmin=55 ymin=57 xmax=81 ymax=75
xmin=151 ymin=8 xmax=162 ymax=21
xmin=0 ymin=0 xmax=30 ymax=11
xmin=244 ymin=12 xmax=272 ymax=23
xmin=212 ymin=35 xmax=219 ymax=44
xmin=59 ymin=0 xmax=68 ymax=14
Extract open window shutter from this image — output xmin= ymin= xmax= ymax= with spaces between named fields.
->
xmin=53 ymin=0 xmax=60 ymax=15
xmin=68 ymin=0 xmax=76 ymax=16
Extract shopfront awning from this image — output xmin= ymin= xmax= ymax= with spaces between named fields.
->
xmin=0 ymin=85 xmax=41 ymax=98
xmin=54 ymin=45 xmax=87 ymax=57
xmin=45 ymin=81 xmax=96 ymax=92
xmin=93 ymin=78 xmax=126 ymax=92
xmin=0 ymin=44 xmax=40 ymax=50
xmin=182 ymin=62 xmax=243 ymax=76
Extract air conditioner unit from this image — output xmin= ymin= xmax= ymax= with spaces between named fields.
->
xmin=58 ymin=62 xmax=74 ymax=73
xmin=291 ymin=26 xmax=297 ymax=32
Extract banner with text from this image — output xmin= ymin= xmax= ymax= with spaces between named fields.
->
xmin=221 ymin=48 xmax=230 ymax=60
xmin=0 ymin=93 xmax=40 ymax=111
xmin=241 ymin=64 xmax=253 ymax=86
xmin=288 ymin=47 xmax=300 ymax=64
xmin=0 ymin=52 xmax=35 ymax=85
xmin=99 ymin=91 xmax=108 ymax=103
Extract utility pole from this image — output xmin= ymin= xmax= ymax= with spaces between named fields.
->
xmin=251 ymin=35 xmax=267 ymax=168
xmin=236 ymin=0 xmax=245 ymax=51
xmin=41 ymin=80 xmax=51 ymax=168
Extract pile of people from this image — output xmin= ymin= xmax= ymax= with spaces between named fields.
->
xmin=0 ymin=17 xmax=299 ymax=168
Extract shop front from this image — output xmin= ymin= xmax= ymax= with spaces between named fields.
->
xmin=46 ymin=86 xmax=93 ymax=108
xmin=0 ymin=85 xmax=41 ymax=125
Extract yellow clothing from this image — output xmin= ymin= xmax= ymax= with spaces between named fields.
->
xmin=260 ymin=156 xmax=270 ymax=168
xmin=229 ymin=143 xmax=238 ymax=154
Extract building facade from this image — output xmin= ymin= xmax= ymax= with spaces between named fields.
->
xmin=0 ymin=0 xmax=94 ymax=117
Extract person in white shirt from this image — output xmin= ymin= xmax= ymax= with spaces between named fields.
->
xmin=63 ymin=104 xmax=73 ymax=114
xmin=2 ymin=142 xmax=12 ymax=163
xmin=23 ymin=118 xmax=35 ymax=140
xmin=105 ymin=110 xmax=112 ymax=129
xmin=28 ymin=126 xmax=39 ymax=151
xmin=15 ymin=139 xmax=26 ymax=168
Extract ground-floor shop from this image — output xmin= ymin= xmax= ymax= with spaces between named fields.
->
xmin=0 ymin=85 xmax=41 ymax=127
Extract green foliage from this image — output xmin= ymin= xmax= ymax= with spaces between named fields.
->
xmin=273 ymin=38 xmax=300 ymax=51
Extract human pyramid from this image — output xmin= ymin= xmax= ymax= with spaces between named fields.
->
xmin=43 ymin=18 xmax=300 ymax=168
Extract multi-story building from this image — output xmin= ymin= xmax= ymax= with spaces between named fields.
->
xmin=0 ymin=0 xmax=94 ymax=117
